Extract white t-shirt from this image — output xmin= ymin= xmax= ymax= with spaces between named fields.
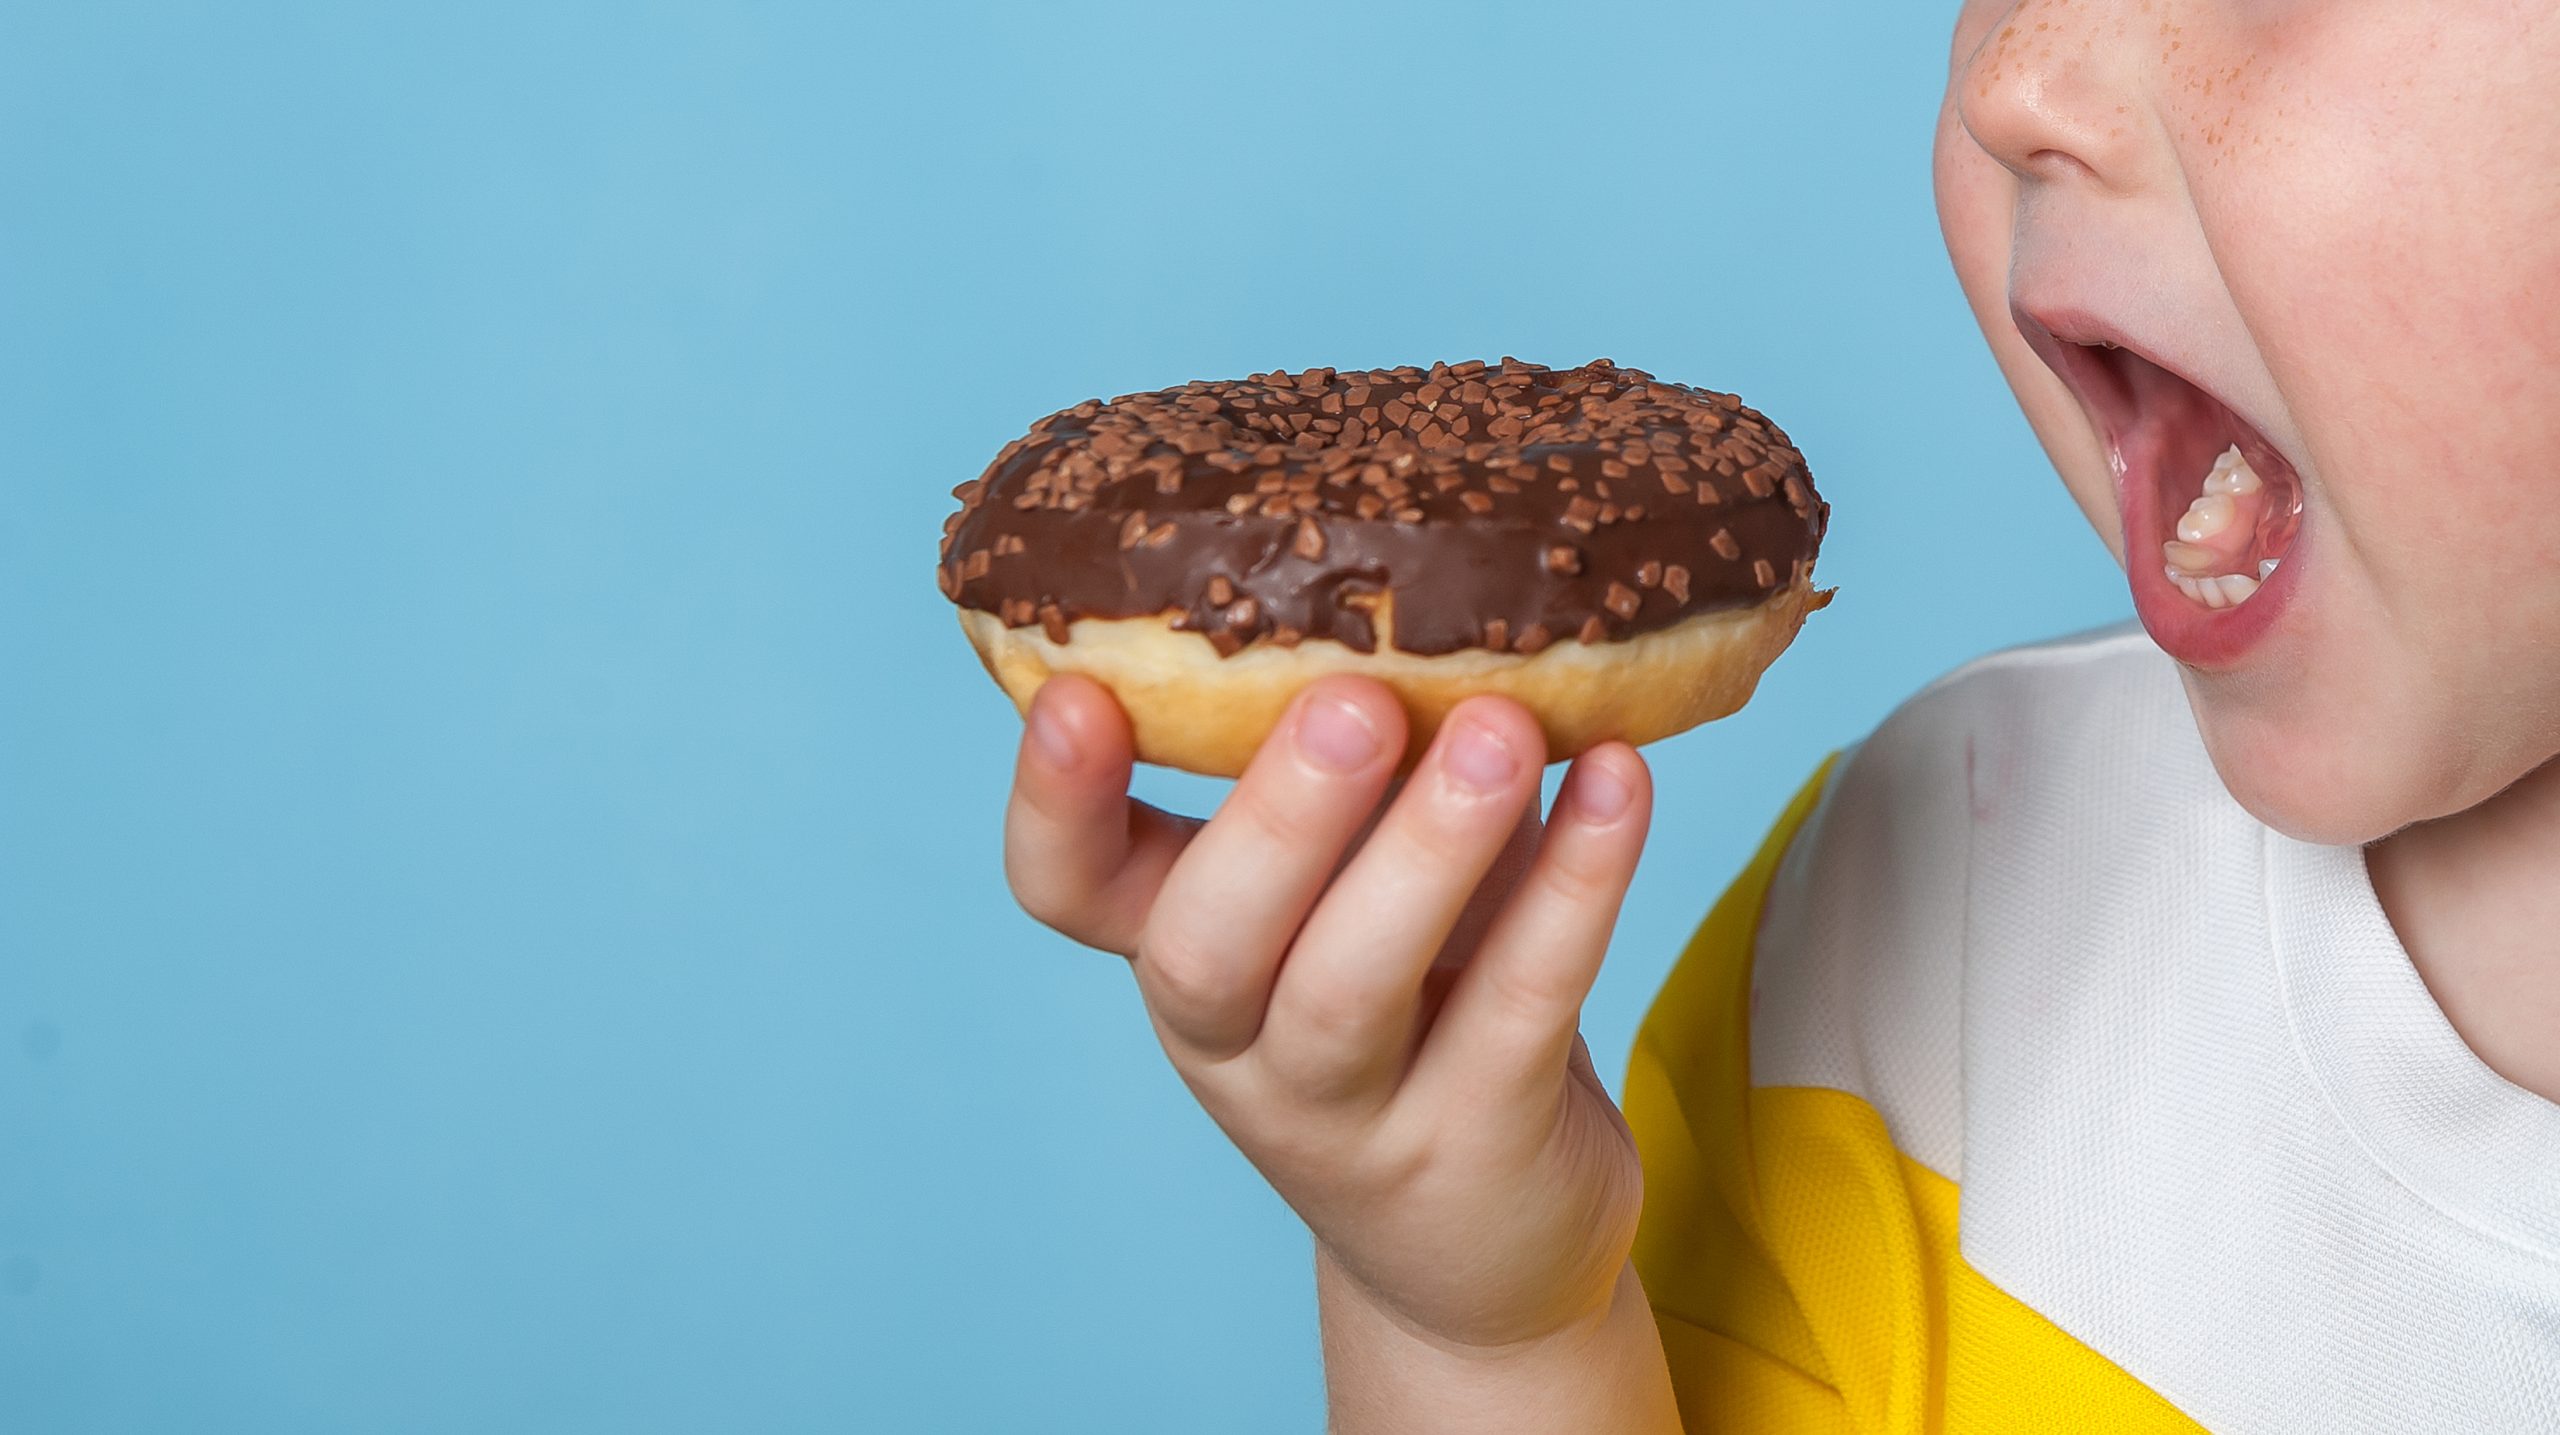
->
xmin=1736 ymin=621 xmax=2560 ymax=1430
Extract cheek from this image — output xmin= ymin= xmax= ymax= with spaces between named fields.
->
xmin=2193 ymin=10 xmax=2560 ymax=779
xmin=2280 ymin=188 xmax=2560 ymax=583
xmin=2214 ymin=15 xmax=2560 ymax=499
xmin=1935 ymin=2 xmax=2560 ymax=837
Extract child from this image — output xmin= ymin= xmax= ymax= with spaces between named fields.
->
xmin=999 ymin=2 xmax=2560 ymax=1428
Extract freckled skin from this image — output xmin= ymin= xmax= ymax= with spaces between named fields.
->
xmin=1934 ymin=0 xmax=2560 ymax=846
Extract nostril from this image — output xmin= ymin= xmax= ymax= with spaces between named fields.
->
xmin=2025 ymin=147 xmax=2103 ymax=183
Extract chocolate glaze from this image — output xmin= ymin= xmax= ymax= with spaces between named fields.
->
xmin=936 ymin=358 xmax=1826 ymax=657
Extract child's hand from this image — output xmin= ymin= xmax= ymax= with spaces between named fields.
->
xmin=1003 ymin=671 xmax=1654 ymax=1361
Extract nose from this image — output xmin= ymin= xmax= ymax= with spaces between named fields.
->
xmin=1954 ymin=0 xmax=2146 ymax=192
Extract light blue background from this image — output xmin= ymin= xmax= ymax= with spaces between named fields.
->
xmin=0 ymin=4 xmax=2127 ymax=1431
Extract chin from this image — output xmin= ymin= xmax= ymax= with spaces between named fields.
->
xmin=2182 ymin=670 xmax=2525 ymax=849
xmin=2185 ymin=693 xmax=2402 ymax=846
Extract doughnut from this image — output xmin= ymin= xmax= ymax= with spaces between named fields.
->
xmin=936 ymin=357 xmax=1831 ymax=776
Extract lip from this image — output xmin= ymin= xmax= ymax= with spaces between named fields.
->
xmin=2013 ymin=303 xmax=2305 ymax=671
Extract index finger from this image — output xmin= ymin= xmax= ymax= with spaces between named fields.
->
xmin=1001 ymin=673 xmax=1198 ymax=956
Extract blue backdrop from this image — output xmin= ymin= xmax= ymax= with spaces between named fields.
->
xmin=0 ymin=4 xmax=2125 ymax=1431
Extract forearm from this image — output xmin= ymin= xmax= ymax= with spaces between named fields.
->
xmin=1318 ymin=1251 xmax=1683 ymax=1435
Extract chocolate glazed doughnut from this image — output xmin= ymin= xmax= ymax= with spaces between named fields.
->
xmin=936 ymin=358 xmax=1832 ymax=776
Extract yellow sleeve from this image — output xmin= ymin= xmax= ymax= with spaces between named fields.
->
xmin=1622 ymin=758 xmax=2207 ymax=1434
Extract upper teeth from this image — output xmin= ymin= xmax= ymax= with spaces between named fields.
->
xmin=2178 ymin=493 xmax=2238 ymax=542
xmin=2204 ymin=445 xmax=2262 ymax=496
xmin=2161 ymin=445 xmax=2273 ymax=608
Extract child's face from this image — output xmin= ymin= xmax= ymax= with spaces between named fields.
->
xmin=1934 ymin=0 xmax=2560 ymax=845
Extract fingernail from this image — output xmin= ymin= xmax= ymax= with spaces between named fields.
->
xmin=1444 ymin=721 xmax=1521 ymax=793
xmin=1296 ymin=694 xmax=1382 ymax=773
xmin=1028 ymin=698 xmax=1079 ymax=768
xmin=1566 ymin=759 xmax=1632 ymax=823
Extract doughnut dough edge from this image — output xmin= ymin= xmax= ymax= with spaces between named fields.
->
xmin=960 ymin=578 xmax=1826 ymax=777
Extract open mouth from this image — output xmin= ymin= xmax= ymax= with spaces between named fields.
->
xmin=2016 ymin=311 xmax=2306 ymax=644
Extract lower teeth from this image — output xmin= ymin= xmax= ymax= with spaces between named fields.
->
xmin=2165 ymin=569 xmax=2259 ymax=609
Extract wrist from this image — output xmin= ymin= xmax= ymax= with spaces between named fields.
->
xmin=1315 ymin=1248 xmax=1681 ymax=1435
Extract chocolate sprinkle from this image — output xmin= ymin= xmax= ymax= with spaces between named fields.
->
xmin=1293 ymin=517 xmax=1327 ymax=561
xmin=938 ymin=359 xmax=1826 ymax=656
